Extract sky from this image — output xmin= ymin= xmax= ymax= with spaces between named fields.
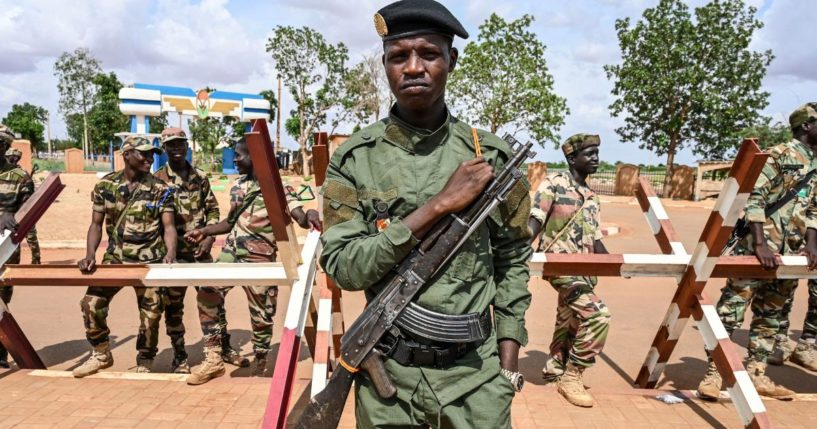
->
xmin=0 ymin=0 xmax=814 ymax=165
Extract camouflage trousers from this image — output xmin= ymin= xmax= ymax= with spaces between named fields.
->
xmin=543 ymin=278 xmax=611 ymax=378
xmin=26 ymin=227 xmax=40 ymax=263
xmin=716 ymin=277 xmax=797 ymax=362
xmin=196 ymin=285 xmax=278 ymax=354
xmin=777 ymin=279 xmax=817 ymax=341
xmin=80 ymin=261 xmax=163 ymax=361
xmin=0 ymin=248 xmax=21 ymax=361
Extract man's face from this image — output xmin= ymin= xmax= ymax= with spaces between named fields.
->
xmin=124 ymin=149 xmax=153 ymax=173
xmin=570 ymin=146 xmax=600 ymax=175
xmin=163 ymin=139 xmax=188 ymax=163
xmin=234 ymin=144 xmax=253 ymax=175
xmin=383 ymin=34 xmax=457 ymax=112
xmin=7 ymin=155 xmax=20 ymax=166
xmin=806 ymin=119 xmax=817 ymax=145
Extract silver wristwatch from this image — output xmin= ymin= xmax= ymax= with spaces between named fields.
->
xmin=500 ymin=368 xmax=524 ymax=392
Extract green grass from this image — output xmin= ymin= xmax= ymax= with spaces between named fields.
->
xmin=33 ymin=158 xmax=65 ymax=173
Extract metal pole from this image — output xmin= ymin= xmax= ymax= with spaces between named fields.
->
xmin=276 ymin=75 xmax=282 ymax=154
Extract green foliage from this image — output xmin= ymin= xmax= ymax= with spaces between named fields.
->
xmin=267 ymin=26 xmax=350 ymax=174
xmin=149 ymin=112 xmax=169 ymax=134
xmin=53 ymin=47 xmax=102 ymax=154
xmin=1 ymin=102 xmax=48 ymax=152
xmin=738 ymin=116 xmax=791 ymax=150
xmin=33 ymin=158 xmax=65 ymax=173
xmin=605 ymin=0 xmax=773 ymax=175
xmin=188 ymin=116 xmax=229 ymax=164
xmin=259 ymin=89 xmax=278 ymax=120
xmin=285 ymin=116 xmax=300 ymax=141
xmin=449 ymin=13 xmax=568 ymax=147
xmin=333 ymin=59 xmax=380 ymax=133
xmin=65 ymin=113 xmax=85 ymax=147
xmin=88 ymin=72 xmax=128 ymax=153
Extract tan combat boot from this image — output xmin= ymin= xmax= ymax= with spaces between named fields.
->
xmin=746 ymin=360 xmax=795 ymax=400
xmin=697 ymin=360 xmax=722 ymax=401
xmin=171 ymin=355 xmax=190 ymax=374
xmin=557 ymin=363 xmax=594 ymax=407
xmin=221 ymin=334 xmax=250 ymax=368
xmin=790 ymin=339 xmax=817 ymax=372
xmin=187 ymin=347 xmax=225 ymax=385
xmin=252 ymin=352 xmax=268 ymax=377
xmin=73 ymin=343 xmax=114 ymax=378
xmin=768 ymin=335 xmax=796 ymax=366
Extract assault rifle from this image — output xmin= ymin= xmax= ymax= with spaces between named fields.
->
xmin=293 ymin=135 xmax=534 ymax=428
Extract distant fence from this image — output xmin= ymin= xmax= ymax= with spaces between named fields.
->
xmin=549 ymin=168 xmax=667 ymax=197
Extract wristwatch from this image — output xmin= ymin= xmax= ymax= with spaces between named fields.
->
xmin=500 ymin=368 xmax=524 ymax=392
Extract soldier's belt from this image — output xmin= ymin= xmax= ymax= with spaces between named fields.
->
xmin=393 ymin=303 xmax=492 ymax=344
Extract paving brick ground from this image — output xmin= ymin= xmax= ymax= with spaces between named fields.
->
xmin=1 ymin=369 xmax=816 ymax=428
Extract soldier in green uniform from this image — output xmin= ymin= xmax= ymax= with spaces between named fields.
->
xmin=529 ymin=134 xmax=610 ymax=408
xmin=697 ymin=103 xmax=817 ymax=400
xmin=73 ymin=136 xmax=177 ymax=377
xmin=153 ymin=127 xmax=222 ymax=373
xmin=320 ymin=1 xmax=531 ymax=426
xmin=0 ymin=125 xmax=35 ymax=369
xmin=6 ymin=148 xmax=41 ymax=265
xmin=185 ymin=137 xmax=320 ymax=385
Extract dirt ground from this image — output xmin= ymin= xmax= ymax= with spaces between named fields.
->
xmin=3 ymin=174 xmax=817 ymax=427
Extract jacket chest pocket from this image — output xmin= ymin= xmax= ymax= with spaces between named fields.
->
xmin=447 ymin=227 xmax=489 ymax=283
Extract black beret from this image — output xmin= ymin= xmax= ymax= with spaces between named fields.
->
xmin=375 ymin=0 xmax=469 ymax=42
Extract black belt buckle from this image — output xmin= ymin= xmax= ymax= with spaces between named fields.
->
xmin=413 ymin=344 xmax=436 ymax=367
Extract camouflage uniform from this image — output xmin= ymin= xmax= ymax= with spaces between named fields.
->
xmin=4 ymin=147 xmax=40 ymax=264
xmin=531 ymin=170 xmax=611 ymax=378
xmin=717 ymin=139 xmax=817 ymax=362
xmin=0 ymin=153 xmax=35 ymax=365
xmin=196 ymin=175 xmax=295 ymax=355
xmin=79 ymin=170 xmax=175 ymax=362
xmin=321 ymin=110 xmax=531 ymax=428
xmin=154 ymin=163 xmax=220 ymax=361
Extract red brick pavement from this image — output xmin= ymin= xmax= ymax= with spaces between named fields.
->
xmin=1 ymin=369 xmax=816 ymax=428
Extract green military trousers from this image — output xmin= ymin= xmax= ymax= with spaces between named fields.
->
xmin=354 ymin=369 xmax=515 ymax=429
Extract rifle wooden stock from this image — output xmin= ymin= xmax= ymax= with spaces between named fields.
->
xmin=294 ymin=365 xmax=355 ymax=429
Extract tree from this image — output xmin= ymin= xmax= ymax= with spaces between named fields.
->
xmin=605 ymin=0 xmax=773 ymax=189
xmin=331 ymin=57 xmax=383 ymax=135
xmin=267 ymin=26 xmax=349 ymax=176
xmin=739 ymin=117 xmax=791 ymax=150
xmin=149 ymin=112 xmax=169 ymax=134
xmin=259 ymin=89 xmax=278 ymax=121
xmin=65 ymin=113 xmax=85 ymax=148
xmin=1 ymin=103 xmax=48 ymax=154
xmin=53 ymin=47 xmax=102 ymax=159
xmin=88 ymin=72 xmax=129 ymax=154
xmin=449 ymin=13 xmax=568 ymax=147
xmin=188 ymin=117 xmax=228 ymax=165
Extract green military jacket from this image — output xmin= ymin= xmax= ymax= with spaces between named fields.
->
xmin=92 ymin=170 xmax=174 ymax=264
xmin=531 ymin=171 xmax=602 ymax=287
xmin=154 ymin=163 xmax=220 ymax=259
xmin=320 ymin=110 xmax=532 ymax=405
xmin=0 ymin=162 xmax=34 ymax=215
xmin=739 ymin=139 xmax=817 ymax=255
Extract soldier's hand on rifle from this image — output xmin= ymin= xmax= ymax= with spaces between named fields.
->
xmin=0 ymin=212 xmax=17 ymax=234
xmin=78 ymin=257 xmax=96 ymax=273
xmin=185 ymin=229 xmax=205 ymax=245
xmin=195 ymin=236 xmax=215 ymax=259
xmin=754 ymin=243 xmax=778 ymax=270
xmin=431 ymin=157 xmax=495 ymax=215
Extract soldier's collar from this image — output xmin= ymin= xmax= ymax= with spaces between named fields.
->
xmin=384 ymin=106 xmax=451 ymax=153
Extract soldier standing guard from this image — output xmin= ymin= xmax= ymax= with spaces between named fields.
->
xmin=320 ymin=1 xmax=532 ymax=426
xmin=153 ymin=127 xmax=223 ymax=373
xmin=5 ymin=148 xmax=40 ymax=265
xmin=697 ymin=103 xmax=817 ymax=400
xmin=185 ymin=137 xmax=320 ymax=385
xmin=0 ymin=125 xmax=34 ymax=369
xmin=529 ymin=134 xmax=611 ymax=408
xmin=74 ymin=136 xmax=177 ymax=377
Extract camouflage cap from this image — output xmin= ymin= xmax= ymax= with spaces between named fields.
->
xmin=121 ymin=136 xmax=162 ymax=155
xmin=5 ymin=148 xmax=22 ymax=157
xmin=561 ymin=133 xmax=601 ymax=157
xmin=0 ymin=124 xmax=15 ymax=144
xmin=790 ymin=103 xmax=817 ymax=130
xmin=161 ymin=127 xmax=187 ymax=144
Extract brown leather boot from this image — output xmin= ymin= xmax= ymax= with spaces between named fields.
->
xmin=187 ymin=347 xmax=225 ymax=385
xmin=557 ymin=363 xmax=593 ymax=407
xmin=697 ymin=360 xmax=722 ymax=401
xmin=747 ymin=360 xmax=795 ymax=400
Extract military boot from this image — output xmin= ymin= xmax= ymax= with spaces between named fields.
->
xmin=768 ymin=335 xmax=796 ymax=366
xmin=790 ymin=339 xmax=817 ymax=372
xmin=135 ymin=358 xmax=153 ymax=373
xmin=557 ymin=363 xmax=594 ymax=407
xmin=187 ymin=347 xmax=225 ymax=385
xmin=252 ymin=352 xmax=268 ymax=377
xmin=696 ymin=360 xmax=722 ymax=401
xmin=0 ymin=345 xmax=9 ymax=369
xmin=73 ymin=343 xmax=114 ymax=378
xmin=171 ymin=348 xmax=190 ymax=374
xmin=221 ymin=333 xmax=249 ymax=368
xmin=747 ymin=360 xmax=795 ymax=400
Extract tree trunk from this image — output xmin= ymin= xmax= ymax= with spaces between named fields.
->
xmin=82 ymin=112 xmax=89 ymax=160
xmin=663 ymin=137 xmax=678 ymax=198
xmin=301 ymin=141 xmax=311 ymax=177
